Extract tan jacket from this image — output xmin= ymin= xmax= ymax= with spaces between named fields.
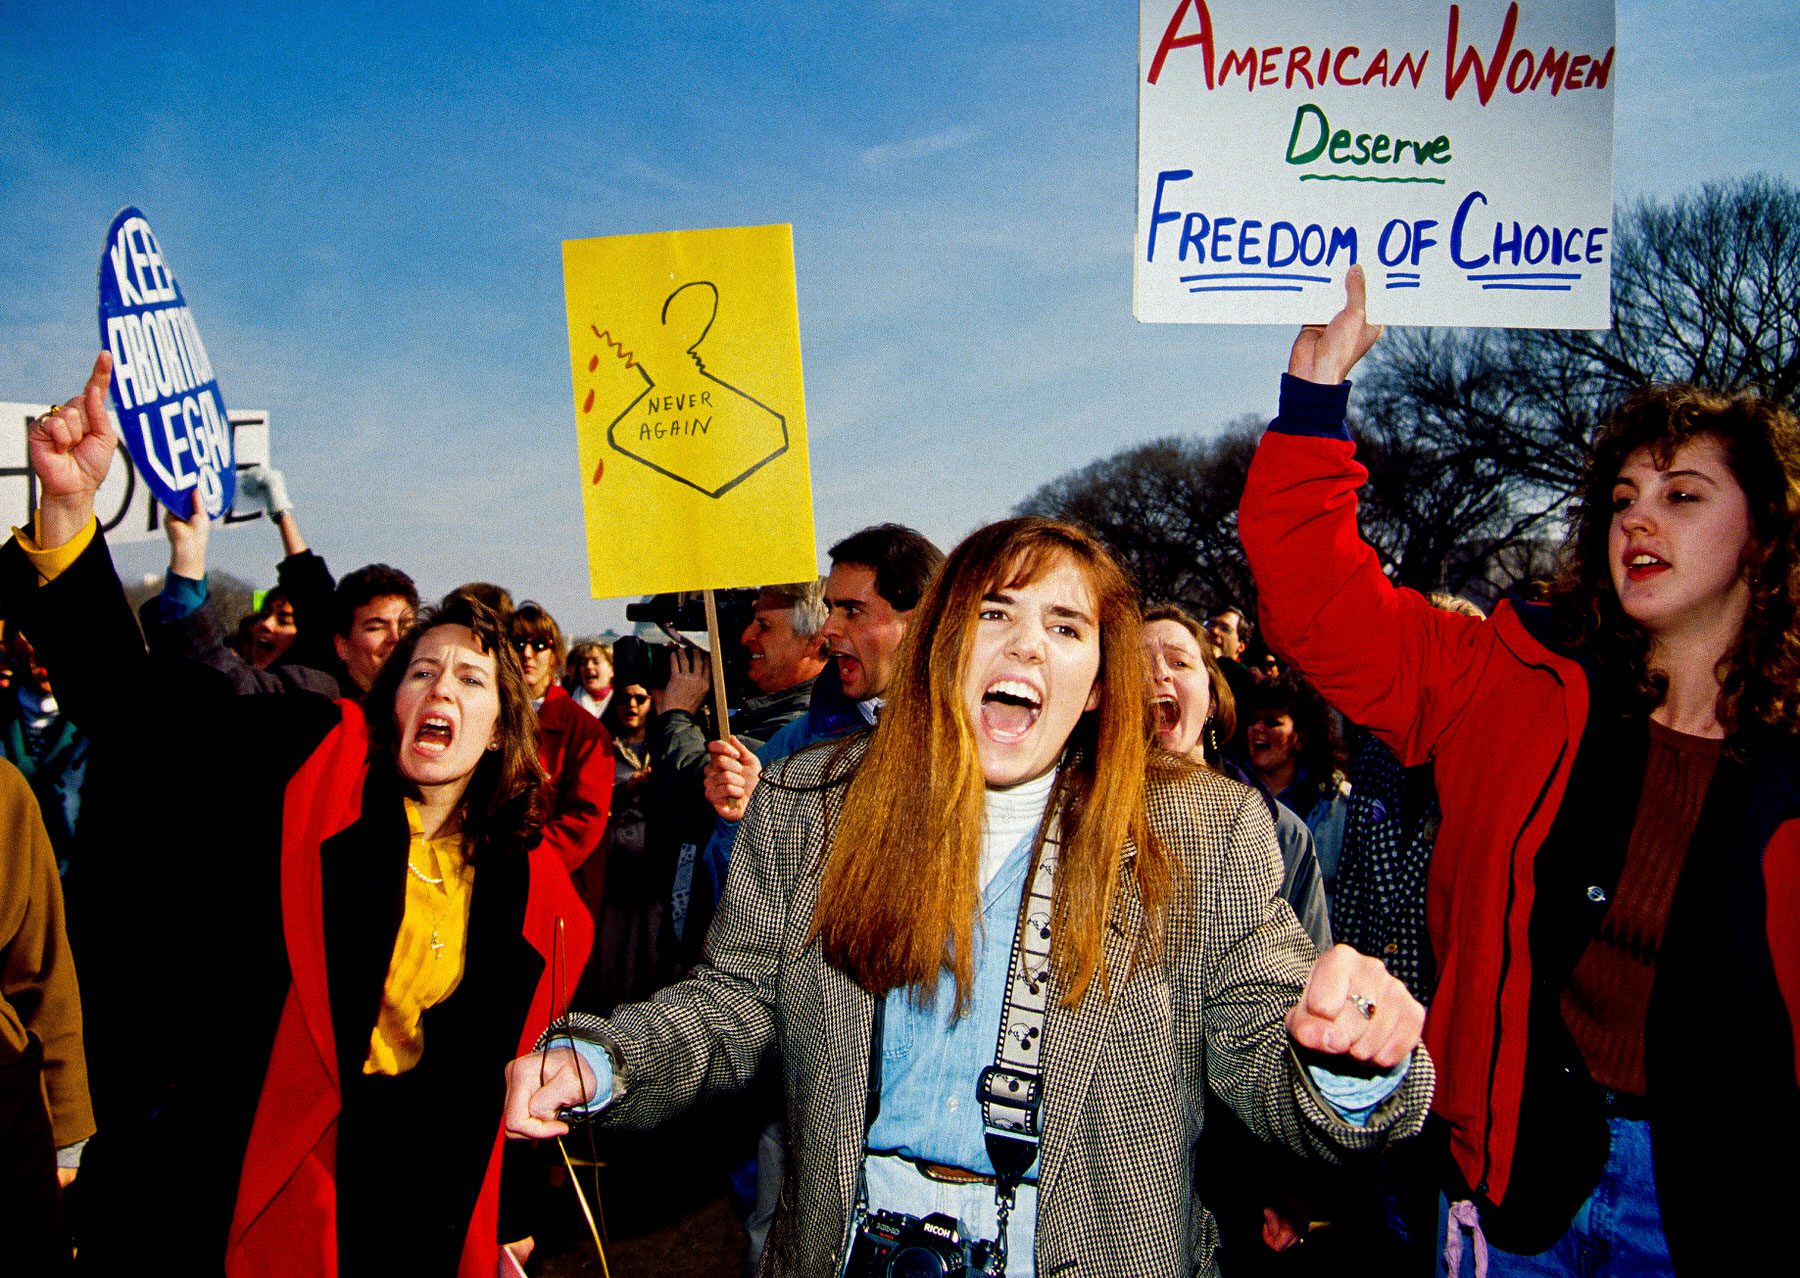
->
xmin=0 ymin=756 xmax=94 ymax=1149
xmin=579 ymin=742 xmax=1434 ymax=1276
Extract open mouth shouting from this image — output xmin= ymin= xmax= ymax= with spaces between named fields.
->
xmin=980 ymin=678 xmax=1044 ymax=742
xmin=412 ymin=714 xmax=456 ymax=756
xmin=392 ymin=623 xmax=502 ymax=792
xmin=962 ymin=559 xmax=1102 ymax=788
xmin=1143 ymin=617 xmax=1212 ymax=758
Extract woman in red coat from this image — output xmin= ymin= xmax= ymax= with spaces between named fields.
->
xmin=509 ymin=603 xmax=613 ymax=876
xmin=1239 ymin=268 xmax=1800 ymax=1275
xmin=13 ymin=354 xmax=592 ymax=1278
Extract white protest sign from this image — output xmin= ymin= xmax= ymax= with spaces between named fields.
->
xmin=1136 ymin=1 xmax=1616 ymax=328
xmin=0 ymin=402 xmax=270 ymax=544
xmin=97 ymin=207 xmax=238 ymax=515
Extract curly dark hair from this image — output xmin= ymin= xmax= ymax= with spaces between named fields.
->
xmin=1547 ymin=384 xmax=1800 ymax=743
xmin=364 ymin=593 xmax=548 ymax=862
xmin=1243 ymin=671 xmax=1345 ymax=803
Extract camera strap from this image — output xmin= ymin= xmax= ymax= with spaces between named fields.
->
xmin=846 ymin=815 xmax=1060 ymax=1278
xmin=977 ymin=817 xmax=1059 ymax=1275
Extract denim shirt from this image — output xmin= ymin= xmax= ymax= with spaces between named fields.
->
xmin=865 ymin=816 xmax=1041 ymax=1178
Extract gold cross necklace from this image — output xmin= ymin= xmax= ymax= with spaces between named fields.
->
xmin=407 ymin=859 xmax=449 ymax=959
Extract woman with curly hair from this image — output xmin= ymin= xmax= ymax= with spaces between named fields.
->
xmin=8 ymin=355 xmax=591 ymax=1278
xmin=1242 ymin=672 xmax=1350 ymax=904
xmin=1239 ymin=267 xmax=1800 ymax=1276
xmin=508 ymin=603 xmax=614 ymax=875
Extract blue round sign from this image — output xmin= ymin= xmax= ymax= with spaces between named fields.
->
xmin=96 ymin=207 xmax=235 ymax=518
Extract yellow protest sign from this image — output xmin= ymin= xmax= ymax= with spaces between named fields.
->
xmin=563 ymin=224 xmax=817 ymax=598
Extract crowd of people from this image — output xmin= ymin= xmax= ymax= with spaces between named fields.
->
xmin=4 ymin=264 xmax=1797 ymax=1278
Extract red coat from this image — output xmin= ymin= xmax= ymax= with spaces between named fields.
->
xmin=225 ymin=705 xmax=593 ymax=1278
xmin=1239 ymin=376 xmax=1800 ymax=1218
xmin=537 ymin=685 xmax=614 ymax=873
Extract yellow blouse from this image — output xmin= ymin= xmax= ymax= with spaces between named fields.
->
xmin=363 ymin=800 xmax=475 ymax=1075
xmin=14 ymin=514 xmax=97 ymax=581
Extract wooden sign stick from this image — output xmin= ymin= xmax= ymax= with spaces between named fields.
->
xmin=702 ymin=588 xmax=731 ymax=741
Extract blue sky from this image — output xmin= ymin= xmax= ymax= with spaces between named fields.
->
xmin=4 ymin=1 xmax=1797 ymax=634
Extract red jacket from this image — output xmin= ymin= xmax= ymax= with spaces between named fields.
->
xmin=1239 ymin=376 xmax=1800 ymax=1217
xmin=226 ymin=705 xmax=593 ymax=1278
xmin=537 ymin=685 xmax=614 ymax=873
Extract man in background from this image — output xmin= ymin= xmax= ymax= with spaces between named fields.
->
xmin=652 ymin=579 xmax=828 ymax=951
xmin=142 ymin=466 xmax=418 ymax=700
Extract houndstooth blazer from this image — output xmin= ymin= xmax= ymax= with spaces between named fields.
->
xmin=571 ymin=739 xmax=1434 ymax=1276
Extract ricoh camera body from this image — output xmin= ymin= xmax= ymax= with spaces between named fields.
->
xmin=844 ymin=1209 xmax=996 ymax=1277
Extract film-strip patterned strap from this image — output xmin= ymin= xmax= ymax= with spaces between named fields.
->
xmin=979 ymin=821 xmax=1058 ymax=1178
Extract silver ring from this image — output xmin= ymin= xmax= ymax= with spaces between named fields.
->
xmin=1347 ymin=993 xmax=1376 ymax=1020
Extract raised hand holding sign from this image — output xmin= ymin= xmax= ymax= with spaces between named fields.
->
xmin=1288 ymin=265 xmax=1383 ymax=385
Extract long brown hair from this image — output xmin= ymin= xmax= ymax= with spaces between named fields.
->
xmin=365 ymin=594 xmax=549 ymax=861
xmin=1143 ymin=603 xmax=1236 ymax=752
xmin=813 ymin=517 xmax=1174 ymax=1012
xmin=1548 ymin=384 xmax=1800 ymax=741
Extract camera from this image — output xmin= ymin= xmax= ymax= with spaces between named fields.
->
xmin=612 ymin=587 xmax=759 ymax=698
xmin=844 ymin=1210 xmax=996 ymax=1277
xmin=609 ymin=633 xmax=682 ymax=692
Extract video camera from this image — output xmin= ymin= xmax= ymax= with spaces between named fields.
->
xmin=612 ymin=587 xmax=761 ymax=707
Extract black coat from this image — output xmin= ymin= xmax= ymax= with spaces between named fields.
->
xmin=2 ymin=533 xmax=547 ymax=1276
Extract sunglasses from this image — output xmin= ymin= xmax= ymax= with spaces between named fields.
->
xmin=511 ymin=637 xmax=553 ymax=654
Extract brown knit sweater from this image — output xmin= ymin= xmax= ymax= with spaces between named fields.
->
xmin=1561 ymin=719 xmax=1722 ymax=1096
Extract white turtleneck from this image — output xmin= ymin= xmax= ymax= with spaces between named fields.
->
xmin=979 ymin=768 xmax=1056 ymax=891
